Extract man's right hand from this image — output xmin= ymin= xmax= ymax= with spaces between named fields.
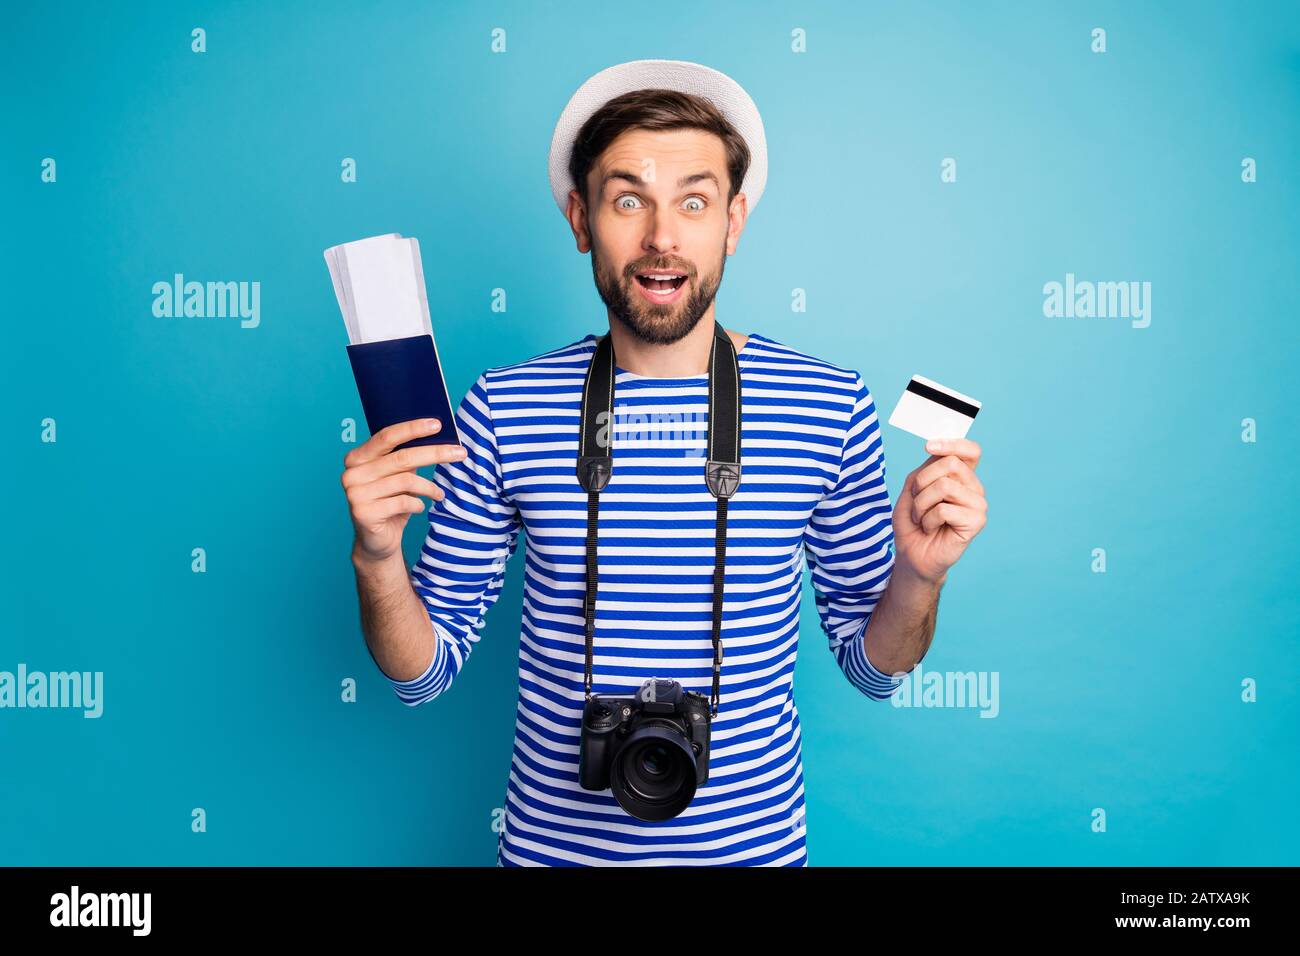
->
xmin=342 ymin=418 xmax=468 ymax=564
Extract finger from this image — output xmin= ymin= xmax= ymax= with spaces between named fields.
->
xmin=911 ymin=457 xmax=983 ymax=504
xmin=343 ymin=441 xmax=468 ymax=489
xmin=923 ymin=438 xmax=981 ymax=471
xmin=346 ymin=418 xmax=443 ymax=467
xmin=352 ymin=471 xmax=446 ymax=508
xmin=919 ymin=501 xmax=986 ymax=539
xmin=352 ymin=494 xmax=429 ymax=527
xmin=920 ymin=456 xmax=984 ymax=500
xmin=911 ymin=475 xmax=985 ymax=524
xmin=898 ymin=454 xmax=943 ymax=504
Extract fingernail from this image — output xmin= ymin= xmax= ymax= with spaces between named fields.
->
xmin=453 ymin=446 xmax=467 ymax=457
xmin=926 ymin=439 xmax=945 ymax=453
xmin=424 ymin=418 xmax=439 ymax=430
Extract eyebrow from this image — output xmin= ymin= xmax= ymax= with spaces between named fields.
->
xmin=601 ymin=170 xmax=721 ymax=194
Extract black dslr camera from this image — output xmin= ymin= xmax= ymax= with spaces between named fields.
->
xmin=578 ymin=679 xmax=712 ymax=822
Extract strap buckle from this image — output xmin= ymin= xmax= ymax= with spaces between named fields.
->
xmin=577 ymin=456 xmax=612 ymax=493
xmin=705 ymin=460 xmax=741 ymax=499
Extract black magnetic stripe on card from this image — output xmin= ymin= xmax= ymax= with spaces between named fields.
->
xmin=905 ymin=378 xmax=980 ymax=418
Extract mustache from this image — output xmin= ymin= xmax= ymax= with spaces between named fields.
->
xmin=624 ymin=259 xmax=695 ymax=278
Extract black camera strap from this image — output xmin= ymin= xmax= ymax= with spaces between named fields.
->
xmin=576 ymin=320 xmax=742 ymax=717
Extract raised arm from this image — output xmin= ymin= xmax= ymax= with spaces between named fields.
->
xmin=345 ymin=372 xmax=522 ymax=704
xmin=802 ymin=371 xmax=916 ymax=701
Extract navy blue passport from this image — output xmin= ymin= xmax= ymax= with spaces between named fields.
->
xmin=345 ymin=334 xmax=461 ymax=451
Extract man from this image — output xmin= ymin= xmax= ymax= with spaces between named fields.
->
xmin=342 ymin=60 xmax=987 ymax=866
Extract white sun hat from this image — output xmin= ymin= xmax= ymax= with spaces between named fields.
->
xmin=547 ymin=58 xmax=768 ymax=218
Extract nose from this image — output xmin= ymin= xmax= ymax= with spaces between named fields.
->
xmin=642 ymin=206 xmax=679 ymax=257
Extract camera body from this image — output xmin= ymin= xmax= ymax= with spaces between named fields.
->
xmin=579 ymin=679 xmax=711 ymax=822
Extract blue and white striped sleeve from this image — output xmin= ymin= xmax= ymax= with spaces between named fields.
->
xmin=386 ymin=371 xmax=523 ymax=706
xmin=802 ymin=371 xmax=911 ymax=701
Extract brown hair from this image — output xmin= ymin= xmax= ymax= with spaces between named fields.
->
xmin=567 ymin=88 xmax=751 ymax=210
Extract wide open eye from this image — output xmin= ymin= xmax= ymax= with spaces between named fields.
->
xmin=615 ymin=194 xmax=644 ymax=210
xmin=682 ymin=196 xmax=706 ymax=212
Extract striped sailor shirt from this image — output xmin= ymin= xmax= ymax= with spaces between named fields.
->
xmin=384 ymin=330 xmax=909 ymax=866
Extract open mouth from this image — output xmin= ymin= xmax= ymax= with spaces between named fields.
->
xmin=634 ymin=271 xmax=688 ymax=294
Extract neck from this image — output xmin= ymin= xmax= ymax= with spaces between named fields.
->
xmin=607 ymin=307 xmax=746 ymax=377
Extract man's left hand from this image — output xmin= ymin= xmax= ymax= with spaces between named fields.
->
xmin=893 ymin=437 xmax=987 ymax=585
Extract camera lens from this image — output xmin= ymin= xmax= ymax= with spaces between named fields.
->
xmin=610 ymin=724 xmax=697 ymax=822
xmin=641 ymin=744 xmax=670 ymax=777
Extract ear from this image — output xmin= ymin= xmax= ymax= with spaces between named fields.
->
xmin=566 ymin=189 xmax=592 ymax=253
xmin=725 ymin=192 xmax=749 ymax=255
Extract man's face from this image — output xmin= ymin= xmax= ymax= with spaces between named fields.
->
xmin=569 ymin=127 xmax=746 ymax=346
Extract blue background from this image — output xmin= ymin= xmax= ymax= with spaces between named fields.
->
xmin=3 ymin=0 xmax=1297 ymax=865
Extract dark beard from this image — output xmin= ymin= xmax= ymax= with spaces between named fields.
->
xmin=589 ymin=236 xmax=727 ymax=346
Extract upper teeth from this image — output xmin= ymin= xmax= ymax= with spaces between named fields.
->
xmin=643 ymin=273 xmax=682 ymax=279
